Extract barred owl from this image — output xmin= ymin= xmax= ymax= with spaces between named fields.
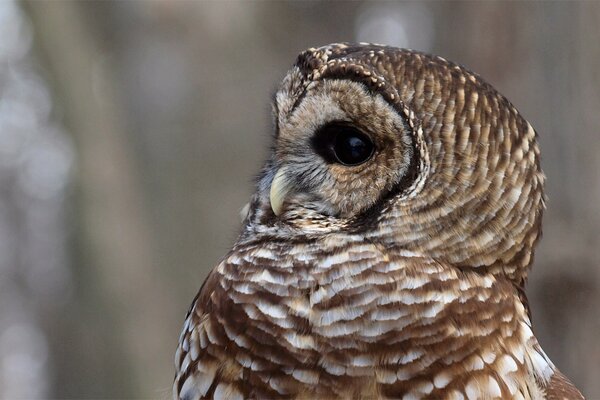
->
xmin=174 ymin=43 xmax=584 ymax=399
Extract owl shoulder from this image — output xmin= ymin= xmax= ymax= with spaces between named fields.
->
xmin=174 ymin=266 xmax=245 ymax=400
xmin=545 ymin=369 xmax=584 ymax=400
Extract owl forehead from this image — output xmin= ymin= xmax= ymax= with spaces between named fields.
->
xmin=279 ymin=43 xmax=511 ymax=128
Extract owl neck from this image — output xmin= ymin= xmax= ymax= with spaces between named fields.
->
xmin=245 ymin=190 xmax=537 ymax=286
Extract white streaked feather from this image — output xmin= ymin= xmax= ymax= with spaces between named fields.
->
xmin=433 ymin=371 xmax=452 ymax=389
xmin=291 ymin=369 xmax=319 ymax=384
xmin=465 ymin=379 xmax=479 ymax=400
xmin=485 ymin=376 xmax=502 ymax=397
xmin=213 ymin=383 xmax=243 ymax=400
xmin=255 ymin=300 xmax=287 ymax=319
xmin=282 ymin=332 xmax=316 ymax=350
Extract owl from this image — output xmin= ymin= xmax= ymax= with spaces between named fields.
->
xmin=174 ymin=43 xmax=584 ymax=399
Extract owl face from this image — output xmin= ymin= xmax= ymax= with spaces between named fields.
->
xmin=269 ymin=79 xmax=414 ymax=220
xmin=247 ymin=43 xmax=544 ymax=282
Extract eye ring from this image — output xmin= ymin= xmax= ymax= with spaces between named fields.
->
xmin=312 ymin=122 xmax=375 ymax=166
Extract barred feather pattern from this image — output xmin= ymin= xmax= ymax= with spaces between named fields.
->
xmin=176 ymin=236 xmax=556 ymax=399
xmin=174 ymin=44 xmax=584 ymax=399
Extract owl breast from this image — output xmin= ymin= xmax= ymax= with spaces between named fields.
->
xmin=177 ymin=233 xmax=551 ymax=399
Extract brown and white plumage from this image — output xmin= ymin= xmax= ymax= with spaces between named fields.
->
xmin=174 ymin=43 xmax=584 ymax=399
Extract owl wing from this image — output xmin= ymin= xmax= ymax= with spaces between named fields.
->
xmin=173 ymin=267 xmax=244 ymax=400
xmin=545 ymin=369 xmax=584 ymax=400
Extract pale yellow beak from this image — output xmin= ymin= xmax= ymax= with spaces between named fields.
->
xmin=269 ymin=167 xmax=291 ymax=216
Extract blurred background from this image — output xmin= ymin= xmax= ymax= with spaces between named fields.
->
xmin=0 ymin=0 xmax=598 ymax=398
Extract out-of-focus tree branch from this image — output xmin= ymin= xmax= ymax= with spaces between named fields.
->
xmin=23 ymin=1 xmax=176 ymax=397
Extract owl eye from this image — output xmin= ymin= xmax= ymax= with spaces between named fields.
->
xmin=312 ymin=123 xmax=375 ymax=166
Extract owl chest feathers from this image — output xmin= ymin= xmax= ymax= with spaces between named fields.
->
xmin=176 ymin=237 xmax=556 ymax=399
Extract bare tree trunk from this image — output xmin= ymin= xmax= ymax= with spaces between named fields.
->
xmin=23 ymin=1 xmax=177 ymax=397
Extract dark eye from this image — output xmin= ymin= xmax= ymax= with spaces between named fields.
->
xmin=312 ymin=123 xmax=375 ymax=166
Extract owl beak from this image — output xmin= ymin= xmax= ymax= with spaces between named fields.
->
xmin=270 ymin=167 xmax=291 ymax=216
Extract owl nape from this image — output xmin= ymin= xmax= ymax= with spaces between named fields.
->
xmin=174 ymin=43 xmax=584 ymax=400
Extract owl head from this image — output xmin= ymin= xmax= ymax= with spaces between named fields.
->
xmin=244 ymin=43 xmax=545 ymax=283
